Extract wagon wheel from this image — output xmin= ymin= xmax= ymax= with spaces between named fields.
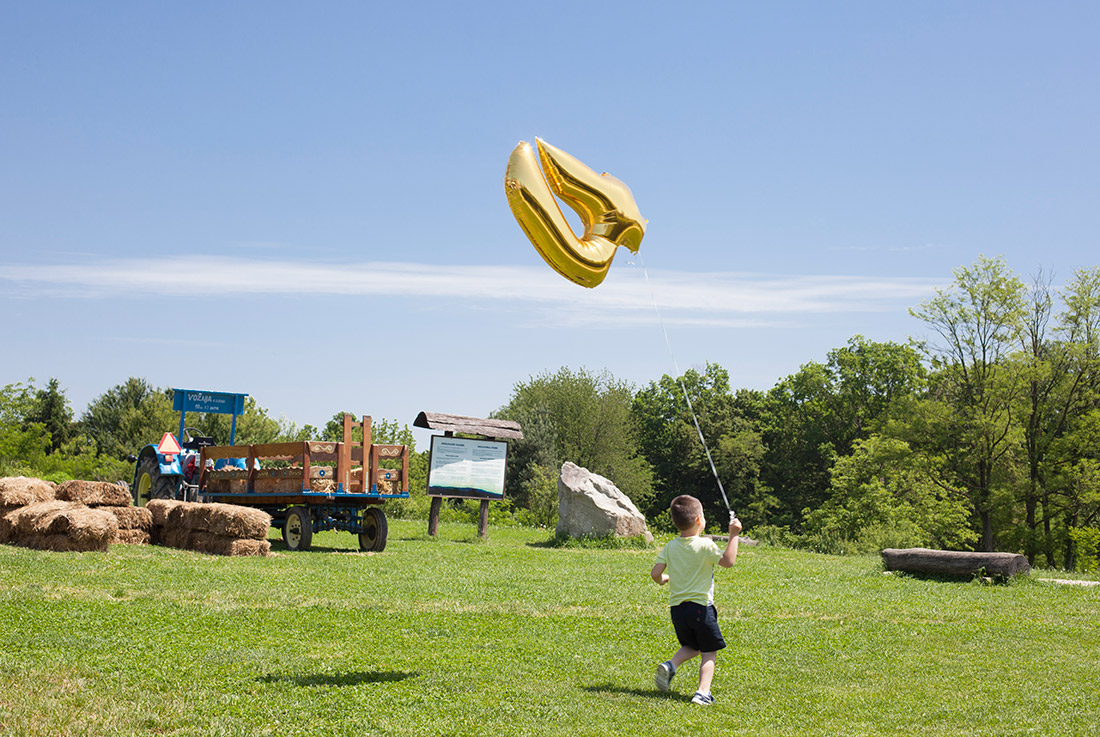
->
xmin=133 ymin=454 xmax=178 ymax=506
xmin=282 ymin=505 xmax=313 ymax=551
xmin=359 ymin=507 xmax=388 ymax=552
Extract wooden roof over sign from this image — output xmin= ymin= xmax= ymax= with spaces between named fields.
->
xmin=413 ymin=412 xmax=524 ymax=440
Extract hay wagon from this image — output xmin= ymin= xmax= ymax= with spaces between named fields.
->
xmin=197 ymin=415 xmax=408 ymax=552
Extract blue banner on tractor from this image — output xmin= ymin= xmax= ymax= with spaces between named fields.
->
xmin=172 ymin=389 xmax=247 ymax=445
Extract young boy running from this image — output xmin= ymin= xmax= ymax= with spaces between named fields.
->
xmin=650 ymin=494 xmax=742 ymax=705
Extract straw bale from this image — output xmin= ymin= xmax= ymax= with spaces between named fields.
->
xmin=18 ymin=533 xmax=109 ymax=553
xmin=156 ymin=526 xmax=269 ymax=556
xmin=113 ymin=529 xmax=151 ymax=545
xmin=7 ymin=501 xmax=75 ymax=536
xmin=189 ymin=531 xmax=271 ymax=557
xmin=159 ymin=526 xmax=190 ymax=549
xmin=310 ymin=478 xmax=336 ymax=494
xmin=164 ymin=500 xmax=201 ymax=529
xmin=162 ymin=501 xmax=270 ymax=539
xmin=102 ymin=505 xmax=153 ymax=531
xmin=31 ymin=506 xmax=118 ymax=546
xmin=146 ymin=499 xmax=185 ymax=527
xmin=0 ymin=506 xmax=20 ymax=544
xmin=54 ymin=480 xmax=131 ymax=507
xmin=163 ymin=501 xmax=195 ymax=530
xmin=67 ymin=507 xmax=117 ymax=545
xmin=0 ymin=476 xmax=56 ymax=506
xmin=194 ymin=504 xmax=271 ymax=539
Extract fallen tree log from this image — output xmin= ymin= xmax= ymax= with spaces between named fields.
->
xmin=882 ymin=548 xmax=1030 ymax=578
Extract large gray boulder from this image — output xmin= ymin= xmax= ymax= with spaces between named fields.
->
xmin=556 ymin=462 xmax=653 ymax=542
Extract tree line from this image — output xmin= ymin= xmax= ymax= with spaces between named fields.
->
xmin=494 ymin=256 xmax=1100 ymax=571
xmin=0 ymin=378 xmax=416 ymax=485
xmin=3 ymin=256 xmax=1099 ymax=570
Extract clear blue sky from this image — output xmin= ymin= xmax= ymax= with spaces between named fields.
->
xmin=3 ymin=1 xmax=1098 ymax=444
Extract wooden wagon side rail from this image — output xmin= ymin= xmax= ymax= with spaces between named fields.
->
xmin=198 ymin=415 xmax=410 ymax=496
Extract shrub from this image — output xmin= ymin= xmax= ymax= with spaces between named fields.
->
xmin=1069 ymin=526 xmax=1100 ymax=573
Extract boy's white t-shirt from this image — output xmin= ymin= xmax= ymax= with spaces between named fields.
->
xmin=656 ymin=535 xmax=723 ymax=606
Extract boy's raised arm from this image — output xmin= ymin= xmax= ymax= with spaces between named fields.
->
xmin=718 ymin=516 xmax=743 ymax=568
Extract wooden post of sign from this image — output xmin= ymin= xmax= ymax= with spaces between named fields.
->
xmin=428 ymin=497 xmax=442 ymax=537
xmin=428 ymin=430 xmax=451 ymax=537
xmin=478 ymin=500 xmax=489 ymax=539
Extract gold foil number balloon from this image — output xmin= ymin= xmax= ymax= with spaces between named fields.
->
xmin=505 ymin=139 xmax=646 ymax=288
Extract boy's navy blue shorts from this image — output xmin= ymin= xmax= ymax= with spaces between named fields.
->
xmin=670 ymin=602 xmax=726 ymax=652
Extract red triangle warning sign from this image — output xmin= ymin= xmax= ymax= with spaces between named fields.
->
xmin=157 ymin=432 xmax=182 ymax=455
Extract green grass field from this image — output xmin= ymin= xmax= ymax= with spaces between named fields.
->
xmin=1 ymin=520 xmax=1098 ymax=737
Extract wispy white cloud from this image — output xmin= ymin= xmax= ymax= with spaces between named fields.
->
xmin=1 ymin=255 xmax=945 ymax=328
xmin=828 ymin=242 xmax=951 ymax=254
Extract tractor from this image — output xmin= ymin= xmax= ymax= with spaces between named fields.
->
xmin=131 ymin=389 xmax=247 ymax=506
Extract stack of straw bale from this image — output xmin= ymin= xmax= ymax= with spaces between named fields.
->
xmin=0 ymin=499 xmax=118 ymax=552
xmin=55 ymin=480 xmax=131 ymax=506
xmin=147 ymin=499 xmax=271 ymax=556
xmin=106 ymin=506 xmax=154 ymax=544
xmin=55 ymin=480 xmax=153 ymax=545
xmin=2 ymin=476 xmax=57 ymax=546
xmin=0 ymin=476 xmax=56 ymax=504
xmin=0 ymin=477 xmax=57 ymax=531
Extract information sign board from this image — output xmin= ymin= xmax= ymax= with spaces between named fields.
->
xmin=427 ymin=436 xmax=508 ymax=500
xmin=171 ymin=389 xmax=249 ymax=445
xmin=172 ymin=390 xmax=247 ymax=415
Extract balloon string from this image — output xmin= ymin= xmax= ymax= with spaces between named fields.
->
xmin=635 ymin=255 xmax=732 ymax=513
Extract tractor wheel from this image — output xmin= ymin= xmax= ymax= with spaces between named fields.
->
xmin=359 ymin=507 xmax=388 ymax=552
xmin=133 ymin=455 xmax=178 ymax=506
xmin=282 ymin=506 xmax=313 ymax=552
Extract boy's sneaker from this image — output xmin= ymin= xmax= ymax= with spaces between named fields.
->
xmin=690 ymin=691 xmax=715 ymax=706
xmin=654 ymin=661 xmax=675 ymax=692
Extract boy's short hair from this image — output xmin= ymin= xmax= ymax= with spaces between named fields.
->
xmin=670 ymin=495 xmax=703 ymax=531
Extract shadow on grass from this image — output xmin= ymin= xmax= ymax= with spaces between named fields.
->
xmin=527 ymin=536 xmax=653 ymax=550
xmin=267 ymin=541 xmax=363 ymax=555
xmin=584 ymin=683 xmax=678 ymax=700
xmin=888 ymin=570 xmax=1022 ymax=585
xmin=259 ymin=670 xmax=418 ymax=687
xmin=525 ymin=538 xmax=561 ymax=549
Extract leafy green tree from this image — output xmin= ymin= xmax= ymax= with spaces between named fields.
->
xmin=1045 ymin=408 xmax=1100 ymax=567
xmin=196 ymin=396 xmax=310 ymax=445
xmin=758 ymin=336 xmax=925 ymax=528
xmin=498 ymin=402 xmax=558 ymax=511
xmin=1016 ymin=271 xmax=1060 ymax=563
xmin=1011 ymin=270 xmax=1100 ymax=564
xmin=1068 ymin=526 xmax=1100 ymax=573
xmin=496 ymin=366 xmax=654 ymax=511
xmin=0 ymin=382 xmax=44 ymax=475
xmin=1037 ymin=267 xmax=1100 ymax=564
xmin=320 ymin=412 xmax=415 ymax=447
xmin=80 ymin=378 xmax=176 ymax=459
xmin=24 ymin=378 xmax=73 ymax=453
xmin=910 ymin=255 xmax=1028 ymax=550
xmin=633 ymin=363 xmax=770 ymax=526
xmin=1 ymin=379 xmax=129 ymax=482
xmin=0 ymin=421 xmax=50 ymax=479
xmin=0 ymin=381 xmax=36 ymax=425
xmin=802 ymin=435 xmax=975 ymax=553
xmin=513 ymin=463 xmax=559 ymax=528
